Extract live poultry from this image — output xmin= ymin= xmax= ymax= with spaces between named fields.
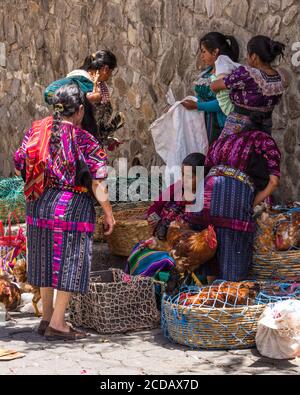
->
xmin=275 ymin=212 xmax=300 ymax=251
xmin=166 ymin=221 xmax=218 ymax=286
xmin=13 ymin=259 xmax=41 ymax=317
xmin=0 ymin=276 xmax=21 ymax=312
xmin=254 ymin=211 xmax=286 ymax=254
xmin=178 ymin=281 xmax=260 ymax=308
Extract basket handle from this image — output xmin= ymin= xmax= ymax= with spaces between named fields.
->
xmin=7 ymin=211 xmax=21 ymax=238
xmin=0 ymin=221 xmax=4 ymax=238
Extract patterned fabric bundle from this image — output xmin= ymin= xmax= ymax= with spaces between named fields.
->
xmin=23 ymin=117 xmax=53 ymax=201
xmin=126 ymin=242 xmax=175 ymax=280
xmin=44 ymin=76 xmax=93 ymax=105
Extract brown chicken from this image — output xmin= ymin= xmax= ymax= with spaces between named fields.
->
xmin=13 ymin=259 xmax=42 ymax=317
xmin=275 ymin=212 xmax=300 ymax=251
xmin=0 ymin=276 xmax=22 ymax=312
xmin=254 ymin=211 xmax=287 ymax=254
xmin=166 ymin=222 xmax=218 ymax=285
xmin=179 ymin=281 xmax=260 ymax=308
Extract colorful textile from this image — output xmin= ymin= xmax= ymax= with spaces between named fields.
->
xmin=147 ymin=181 xmax=193 ymax=237
xmin=205 ymin=130 xmax=281 ymax=178
xmin=22 ymin=117 xmax=53 ymax=202
xmin=14 ymin=122 xmax=108 ymax=190
xmin=96 ymin=82 xmax=110 ymax=105
xmin=26 ymin=188 xmax=95 ymax=294
xmin=126 ymin=243 xmax=175 ymax=279
xmin=195 ymin=68 xmax=227 ymax=144
xmin=186 ymin=172 xmax=255 ymax=281
xmin=214 ymin=227 xmax=254 ymax=281
xmin=44 ymin=71 xmax=94 ymax=105
xmin=186 ymin=167 xmax=255 ymax=233
xmin=224 ymin=65 xmax=284 ymax=112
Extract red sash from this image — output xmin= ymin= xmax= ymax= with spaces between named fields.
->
xmin=24 ymin=116 xmax=53 ymax=201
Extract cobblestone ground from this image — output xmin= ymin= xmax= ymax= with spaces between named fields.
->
xmin=0 ymin=313 xmax=299 ymax=375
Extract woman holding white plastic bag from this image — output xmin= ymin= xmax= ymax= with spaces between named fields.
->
xmin=182 ymin=32 xmax=240 ymax=145
xmin=150 ymin=32 xmax=240 ymax=186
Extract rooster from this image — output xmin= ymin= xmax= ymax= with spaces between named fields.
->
xmin=13 ymin=259 xmax=41 ymax=317
xmin=0 ymin=276 xmax=21 ymax=312
xmin=179 ymin=281 xmax=260 ymax=308
xmin=166 ymin=221 xmax=217 ymax=286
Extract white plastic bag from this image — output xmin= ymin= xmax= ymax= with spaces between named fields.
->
xmin=150 ymin=96 xmax=209 ymax=186
xmin=256 ymin=300 xmax=300 ymax=360
xmin=215 ymin=55 xmax=241 ymax=77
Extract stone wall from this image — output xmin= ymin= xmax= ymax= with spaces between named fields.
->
xmin=0 ymin=0 xmax=300 ymax=201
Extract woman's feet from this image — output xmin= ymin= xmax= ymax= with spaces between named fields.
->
xmin=37 ymin=320 xmax=50 ymax=336
xmin=44 ymin=326 xmax=87 ymax=341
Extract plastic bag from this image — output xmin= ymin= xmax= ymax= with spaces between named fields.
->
xmin=150 ymin=96 xmax=209 ymax=186
xmin=215 ymin=55 xmax=241 ymax=77
xmin=256 ymin=300 xmax=300 ymax=360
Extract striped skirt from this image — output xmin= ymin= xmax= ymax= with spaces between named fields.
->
xmin=26 ymin=188 xmax=96 ymax=294
xmin=187 ymin=166 xmax=255 ymax=281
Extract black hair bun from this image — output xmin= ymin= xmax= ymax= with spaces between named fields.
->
xmin=270 ymin=40 xmax=285 ymax=57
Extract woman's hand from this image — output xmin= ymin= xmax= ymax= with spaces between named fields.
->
xmin=210 ymin=78 xmax=226 ymax=93
xmin=181 ymin=100 xmax=198 ymax=111
xmin=92 ymin=70 xmax=101 ymax=86
xmin=103 ymin=213 xmax=116 ymax=236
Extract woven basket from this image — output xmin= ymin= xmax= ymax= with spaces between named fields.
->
xmin=251 ymin=251 xmax=300 ymax=282
xmin=162 ymin=298 xmax=266 ymax=350
xmin=96 ymin=204 xmax=151 ymax=256
xmin=94 ymin=202 xmax=151 ymax=243
xmin=69 ymin=269 xmax=160 ymax=334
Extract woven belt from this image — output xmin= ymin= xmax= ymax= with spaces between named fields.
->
xmin=48 ymin=183 xmax=88 ymax=194
xmin=208 ymin=165 xmax=254 ymax=190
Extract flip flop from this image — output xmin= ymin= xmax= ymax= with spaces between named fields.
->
xmin=0 ymin=349 xmax=25 ymax=361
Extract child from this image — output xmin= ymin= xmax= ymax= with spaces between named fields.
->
xmin=147 ymin=153 xmax=206 ymax=240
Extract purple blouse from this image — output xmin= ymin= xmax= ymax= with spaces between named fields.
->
xmin=205 ymin=130 xmax=281 ymax=178
xmin=224 ymin=65 xmax=285 ymax=112
xmin=14 ymin=122 xmax=108 ymax=187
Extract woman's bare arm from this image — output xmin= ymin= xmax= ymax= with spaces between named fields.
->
xmin=92 ymin=179 xmax=115 ymax=236
xmin=253 ymin=175 xmax=280 ymax=208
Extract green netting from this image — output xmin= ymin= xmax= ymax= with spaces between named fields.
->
xmin=0 ymin=177 xmax=25 ymax=223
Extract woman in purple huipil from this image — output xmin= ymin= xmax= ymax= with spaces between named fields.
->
xmin=186 ymin=35 xmax=287 ymax=281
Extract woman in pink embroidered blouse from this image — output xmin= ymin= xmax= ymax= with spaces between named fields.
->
xmin=14 ymin=83 xmax=115 ymax=341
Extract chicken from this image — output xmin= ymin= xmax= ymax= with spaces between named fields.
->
xmin=178 ymin=281 xmax=260 ymax=308
xmin=255 ymin=207 xmax=290 ymax=252
xmin=275 ymin=212 xmax=300 ymax=251
xmin=254 ymin=211 xmax=287 ymax=254
xmin=167 ymin=222 xmax=217 ymax=284
xmin=0 ymin=276 xmax=21 ymax=312
xmin=13 ymin=259 xmax=42 ymax=317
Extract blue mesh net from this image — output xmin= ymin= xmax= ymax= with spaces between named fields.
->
xmin=161 ymin=280 xmax=300 ymax=350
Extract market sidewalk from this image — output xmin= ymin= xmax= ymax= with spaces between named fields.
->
xmin=0 ymin=313 xmax=299 ymax=375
